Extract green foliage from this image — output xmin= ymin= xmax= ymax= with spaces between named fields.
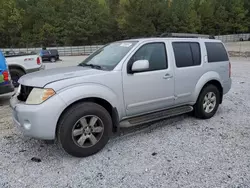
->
xmin=0 ymin=0 xmax=249 ymax=47
xmin=0 ymin=0 xmax=23 ymax=46
xmin=118 ymin=0 xmax=169 ymax=37
xmin=226 ymin=0 xmax=248 ymax=33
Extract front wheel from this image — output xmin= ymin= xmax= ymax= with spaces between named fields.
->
xmin=194 ymin=85 xmax=220 ymax=119
xmin=57 ymin=102 xmax=112 ymax=158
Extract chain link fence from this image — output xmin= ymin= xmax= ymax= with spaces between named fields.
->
xmin=1 ymin=45 xmax=104 ymax=56
xmin=215 ymin=33 xmax=250 ymax=42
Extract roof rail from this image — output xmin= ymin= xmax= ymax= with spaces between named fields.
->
xmin=159 ymin=32 xmax=215 ymax=39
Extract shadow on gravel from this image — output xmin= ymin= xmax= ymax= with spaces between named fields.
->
xmin=6 ymin=114 xmax=193 ymax=159
xmin=2 ymin=134 xmax=66 ymax=159
xmin=115 ymin=114 xmax=191 ymax=139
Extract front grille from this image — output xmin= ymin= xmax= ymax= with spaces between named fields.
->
xmin=17 ymin=85 xmax=33 ymax=102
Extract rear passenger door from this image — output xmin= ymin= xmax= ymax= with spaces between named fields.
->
xmin=172 ymin=41 xmax=204 ymax=105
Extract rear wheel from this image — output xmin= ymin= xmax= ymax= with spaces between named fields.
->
xmin=9 ymin=68 xmax=25 ymax=87
xmin=57 ymin=102 xmax=112 ymax=158
xmin=194 ymin=85 xmax=220 ymax=119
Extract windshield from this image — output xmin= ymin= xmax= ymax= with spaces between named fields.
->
xmin=79 ymin=41 xmax=137 ymax=70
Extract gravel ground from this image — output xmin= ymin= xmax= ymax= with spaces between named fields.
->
xmin=0 ymin=57 xmax=250 ymax=188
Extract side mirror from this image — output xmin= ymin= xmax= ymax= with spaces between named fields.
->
xmin=131 ymin=60 xmax=149 ymax=73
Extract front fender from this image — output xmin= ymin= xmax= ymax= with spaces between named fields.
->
xmin=57 ymin=83 xmax=119 ymax=110
xmin=192 ymin=71 xmax=222 ymax=102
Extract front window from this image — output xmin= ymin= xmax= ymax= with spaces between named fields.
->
xmin=128 ymin=42 xmax=168 ymax=71
xmin=79 ymin=41 xmax=137 ymax=70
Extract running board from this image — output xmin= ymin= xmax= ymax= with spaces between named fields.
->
xmin=120 ymin=106 xmax=193 ymax=128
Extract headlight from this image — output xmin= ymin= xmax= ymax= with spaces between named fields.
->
xmin=26 ymin=88 xmax=56 ymax=105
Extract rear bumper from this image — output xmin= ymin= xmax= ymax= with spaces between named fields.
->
xmin=0 ymin=82 xmax=14 ymax=95
xmin=26 ymin=64 xmax=45 ymax=74
xmin=223 ymin=78 xmax=232 ymax=95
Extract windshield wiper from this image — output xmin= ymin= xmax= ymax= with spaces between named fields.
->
xmin=79 ymin=63 xmax=103 ymax=70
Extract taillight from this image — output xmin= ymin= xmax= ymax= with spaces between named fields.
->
xmin=37 ymin=57 xmax=41 ymax=65
xmin=229 ymin=62 xmax=231 ymax=78
xmin=2 ymin=71 xmax=9 ymax=81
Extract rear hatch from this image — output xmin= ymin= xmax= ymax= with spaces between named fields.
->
xmin=49 ymin=49 xmax=59 ymax=59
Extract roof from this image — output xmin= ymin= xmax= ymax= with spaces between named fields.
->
xmin=120 ymin=37 xmax=221 ymax=43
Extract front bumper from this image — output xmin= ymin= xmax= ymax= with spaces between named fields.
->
xmin=10 ymin=94 xmax=67 ymax=140
xmin=0 ymin=82 xmax=14 ymax=95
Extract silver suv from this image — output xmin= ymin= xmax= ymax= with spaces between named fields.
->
xmin=10 ymin=36 xmax=232 ymax=157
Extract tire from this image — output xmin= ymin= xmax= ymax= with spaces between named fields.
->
xmin=194 ymin=85 xmax=220 ymax=119
xmin=50 ymin=57 xmax=56 ymax=63
xmin=57 ymin=102 xmax=112 ymax=158
xmin=9 ymin=68 xmax=25 ymax=88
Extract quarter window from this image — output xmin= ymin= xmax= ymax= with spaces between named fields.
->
xmin=205 ymin=42 xmax=229 ymax=62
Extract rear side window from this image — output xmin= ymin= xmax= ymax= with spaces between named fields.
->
xmin=50 ymin=50 xmax=58 ymax=55
xmin=41 ymin=50 xmax=50 ymax=55
xmin=205 ymin=42 xmax=229 ymax=62
xmin=173 ymin=42 xmax=201 ymax=68
xmin=190 ymin=43 xmax=201 ymax=66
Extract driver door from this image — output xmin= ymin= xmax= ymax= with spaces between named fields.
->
xmin=122 ymin=42 xmax=175 ymax=116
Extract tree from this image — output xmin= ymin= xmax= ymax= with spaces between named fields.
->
xmin=225 ymin=0 xmax=248 ymax=33
xmin=118 ymin=0 xmax=169 ymax=37
xmin=169 ymin=0 xmax=201 ymax=33
xmin=244 ymin=0 xmax=250 ymax=31
xmin=0 ymin=0 xmax=23 ymax=47
xmin=0 ymin=0 xmax=250 ymax=47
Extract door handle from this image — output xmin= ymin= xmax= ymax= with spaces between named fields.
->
xmin=163 ymin=73 xmax=173 ymax=79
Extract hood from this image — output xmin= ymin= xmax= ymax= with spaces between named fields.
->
xmin=19 ymin=66 xmax=106 ymax=87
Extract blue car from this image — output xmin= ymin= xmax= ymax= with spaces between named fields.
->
xmin=0 ymin=50 xmax=14 ymax=95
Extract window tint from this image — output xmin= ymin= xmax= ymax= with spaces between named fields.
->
xmin=190 ymin=43 xmax=201 ymax=66
xmin=130 ymin=43 xmax=168 ymax=71
xmin=205 ymin=42 xmax=229 ymax=62
xmin=42 ymin=50 xmax=50 ymax=55
xmin=173 ymin=42 xmax=201 ymax=68
xmin=173 ymin=43 xmax=192 ymax=67
xmin=50 ymin=50 xmax=58 ymax=55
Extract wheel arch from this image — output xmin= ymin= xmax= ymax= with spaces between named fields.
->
xmin=196 ymin=80 xmax=223 ymax=104
xmin=56 ymin=97 xmax=120 ymax=137
xmin=8 ymin=64 xmax=26 ymax=74
xmin=194 ymin=71 xmax=224 ymax=104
